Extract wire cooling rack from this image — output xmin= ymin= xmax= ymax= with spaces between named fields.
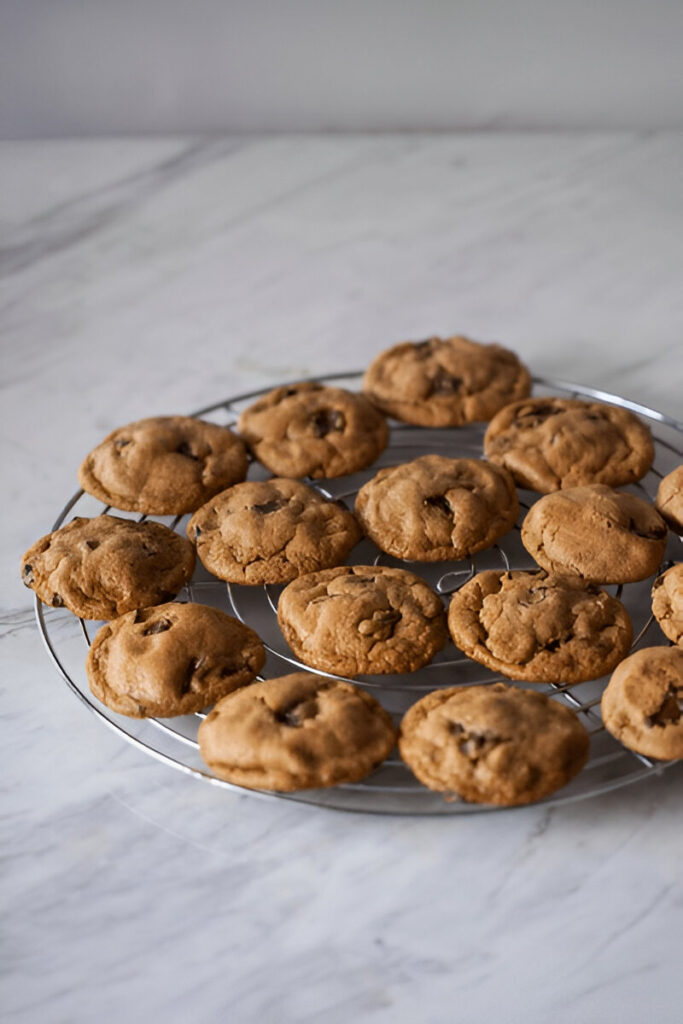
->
xmin=36 ymin=374 xmax=682 ymax=814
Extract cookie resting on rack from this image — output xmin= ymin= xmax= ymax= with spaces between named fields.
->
xmin=78 ymin=416 xmax=248 ymax=515
xmin=362 ymin=334 xmax=531 ymax=427
xmin=447 ymin=570 xmax=633 ymax=683
xmin=187 ymin=478 xmax=361 ymax=584
xmin=21 ymin=515 xmax=195 ymax=620
xmin=651 ymin=564 xmax=683 ymax=645
xmin=198 ymin=672 xmax=397 ymax=791
xmin=86 ymin=602 xmax=265 ymax=718
xmin=277 ymin=565 xmax=448 ymax=677
xmin=655 ymin=465 xmax=683 ymax=534
xmin=483 ymin=396 xmax=654 ymax=492
xmin=601 ymin=646 xmax=683 ymax=760
xmin=399 ymin=683 xmax=590 ymax=805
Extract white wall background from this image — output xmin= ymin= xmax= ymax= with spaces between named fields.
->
xmin=1 ymin=0 xmax=682 ymax=137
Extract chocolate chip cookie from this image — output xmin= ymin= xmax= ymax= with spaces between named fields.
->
xmin=447 ymin=570 xmax=633 ymax=683
xmin=521 ymin=485 xmax=668 ymax=583
xmin=277 ymin=565 xmax=448 ymax=677
xmin=237 ymin=382 xmax=388 ymax=479
xmin=652 ymin=564 xmax=683 ymax=645
xmin=362 ymin=335 xmax=531 ymax=427
xmin=484 ymin=397 xmax=654 ymax=492
xmin=187 ymin=479 xmax=362 ymax=584
xmin=601 ymin=646 xmax=683 ymax=760
xmin=655 ymin=465 xmax=683 ymax=533
xmin=86 ymin=602 xmax=265 ymax=717
xmin=399 ymin=683 xmax=590 ymax=804
xmin=355 ymin=455 xmax=518 ymax=561
xmin=198 ymin=672 xmax=397 ymax=791
xmin=21 ymin=515 xmax=195 ymax=620
xmin=78 ymin=416 xmax=248 ymax=514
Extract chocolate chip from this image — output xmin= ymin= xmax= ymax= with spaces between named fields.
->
xmin=180 ymin=657 xmax=203 ymax=696
xmin=646 ymin=689 xmax=682 ymax=728
xmin=429 ymin=367 xmax=462 ymax=395
xmin=114 ymin=439 xmax=131 ymax=450
xmin=143 ymin=618 xmax=172 ymax=635
xmin=85 ymin=540 xmax=100 ymax=550
xmin=275 ymin=698 xmax=318 ymax=727
xmin=51 ymin=593 xmax=64 ymax=607
xmin=176 ymin=441 xmax=200 ymax=461
xmin=311 ymin=409 xmax=346 ymax=437
xmin=192 ymin=525 xmax=202 ymax=539
xmin=22 ymin=564 xmax=34 ymax=585
xmin=252 ymin=498 xmax=288 ymax=514
xmin=424 ymin=494 xmax=452 ymax=515
xmin=358 ymin=608 xmax=402 ymax=638
xmin=544 ymin=638 xmax=562 ymax=652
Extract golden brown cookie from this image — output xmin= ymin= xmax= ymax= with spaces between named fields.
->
xmin=355 ymin=455 xmax=518 ymax=561
xmin=484 ymin=397 xmax=654 ymax=492
xmin=237 ymin=382 xmax=388 ymax=478
xmin=78 ymin=416 xmax=248 ymax=515
xmin=655 ymin=465 xmax=683 ymax=533
xmin=362 ymin=335 xmax=531 ymax=427
xmin=601 ymin=646 xmax=683 ymax=760
xmin=447 ymin=570 xmax=633 ymax=683
xmin=86 ymin=602 xmax=265 ymax=717
xmin=198 ymin=672 xmax=397 ymax=791
xmin=399 ymin=683 xmax=590 ymax=804
xmin=521 ymin=485 xmax=668 ymax=583
xmin=277 ymin=565 xmax=448 ymax=677
xmin=20 ymin=515 xmax=195 ymax=620
xmin=187 ymin=479 xmax=361 ymax=584
xmin=651 ymin=564 xmax=683 ymax=645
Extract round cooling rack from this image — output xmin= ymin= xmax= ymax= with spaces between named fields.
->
xmin=36 ymin=374 xmax=682 ymax=815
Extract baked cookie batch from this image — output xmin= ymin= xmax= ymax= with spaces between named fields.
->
xmin=22 ymin=334 xmax=682 ymax=806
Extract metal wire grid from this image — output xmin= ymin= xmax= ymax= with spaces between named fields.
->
xmin=36 ymin=374 xmax=682 ymax=814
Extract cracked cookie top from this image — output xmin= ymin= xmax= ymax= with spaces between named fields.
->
xmin=198 ymin=672 xmax=397 ymax=791
xmin=399 ymin=682 xmax=590 ymax=804
xmin=447 ymin=570 xmax=633 ymax=683
xmin=362 ymin=335 xmax=531 ymax=427
xmin=521 ymin=485 xmax=668 ymax=583
xmin=652 ymin=564 xmax=683 ymax=645
xmin=187 ymin=479 xmax=361 ymax=584
xmin=237 ymin=382 xmax=388 ymax=479
xmin=484 ymin=397 xmax=654 ymax=492
xmin=78 ymin=416 xmax=248 ymax=515
xmin=20 ymin=515 xmax=195 ymax=620
xmin=355 ymin=455 xmax=518 ymax=561
xmin=86 ymin=602 xmax=265 ymax=718
xmin=601 ymin=646 xmax=683 ymax=760
xmin=655 ymin=465 xmax=683 ymax=533
xmin=277 ymin=565 xmax=448 ymax=677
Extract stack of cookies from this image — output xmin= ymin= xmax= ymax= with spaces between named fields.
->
xmin=22 ymin=335 xmax=682 ymax=807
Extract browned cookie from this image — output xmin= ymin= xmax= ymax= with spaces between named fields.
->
xmin=277 ymin=565 xmax=448 ymax=677
xmin=187 ymin=479 xmax=361 ymax=584
xmin=652 ymin=564 xmax=683 ymax=645
xmin=78 ymin=416 xmax=248 ymax=514
xmin=355 ymin=455 xmax=518 ymax=561
xmin=20 ymin=515 xmax=195 ymax=620
xmin=601 ymin=646 xmax=683 ymax=759
xmin=86 ymin=602 xmax=265 ymax=717
xmin=484 ymin=397 xmax=654 ymax=492
xmin=399 ymin=683 xmax=589 ymax=804
xmin=521 ymin=485 xmax=668 ymax=583
xmin=237 ymin=382 xmax=388 ymax=479
xmin=448 ymin=570 xmax=633 ymax=683
xmin=362 ymin=335 xmax=531 ymax=427
xmin=198 ymin=672 xmax=396 ymax=791
xmin=655 ymin=465 xmax=683 ymax=533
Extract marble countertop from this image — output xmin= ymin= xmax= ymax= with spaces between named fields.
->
xmin=2 ymin=133 xmax=682 ymax=1024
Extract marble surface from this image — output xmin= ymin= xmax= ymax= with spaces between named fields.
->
xmin=1 ymin=134 xmax=682 ymax=1024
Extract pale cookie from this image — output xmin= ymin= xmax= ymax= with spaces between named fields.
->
xmin=78 ymin=415 xmax=248 ymax=515
xmin=447 ymin=570 xmax=633 ymax=683
xmin=21 ymin=515 xmax=195 ymax=620
xmin=355 ymin=455 xmax=518 ymax=561
xmin=601 ymin=646 xmax=683 ymax=759
xmin=362 ymin=335 xmax=531 ymax=427
xmin=277 ymin=565 xmax=448 ymax=677
xmin=187 ymin=479 xmax=361 ymax=584
xmin=86 ymin=602 xmax=265 ymax=718
xmin=238 ymin=382 xmax=388 ymax=479
xmin=399 ymin=683 xmax=590 ymax=805
xmin=484 ymin=396 xmax=654 ymax=492
xmin=651 ymin=564 xmax=683 ymax=645
xmin=198 ymin=672 xmax=397 ymax=791
xmin=655 ymin=465 xmax=683 ymax=533
xmin=521 ymin=485 xmax=668 ymax=583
